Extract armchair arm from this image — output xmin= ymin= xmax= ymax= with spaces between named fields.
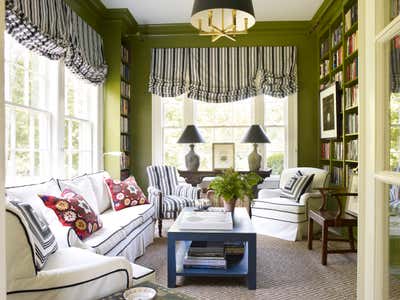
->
xmin=258 ymin=188 xmax=281 ymax=199
xmin=174 ymin=184 xmax=201 ymax=200
xmin=147 ymin=186 xmax=162 ymax=219
xmin=48 ymin=221 xmax=95 ymax=252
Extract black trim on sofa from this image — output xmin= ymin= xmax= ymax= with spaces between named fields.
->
xmin=251 ymin=213 xmax=308 ymax=224
xmin=252 ymin=199 xmax=304 ymax=207
xmin=251 ymin=206 xmax=305 ymax=215
xmin=5 ymin=178 xmax=59 ymax=190
xmin=133 ymin=268 xmax=155 ymax=280
xmin=7 ymin=268 xmax=130 ymax=295
xmin=6 ymin=209 xmax=38 ymax=274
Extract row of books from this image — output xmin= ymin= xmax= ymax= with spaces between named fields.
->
xmin=347 ymin=139 xmax=358 ymax=161
xmin=183 ymin=241 xmax=245 ymax=270
xmin=320 ymin=59 xmax=329 ymax=78
xmin=121 ymin=116 xmax=129 ymax=133
xmin=121 ymin=81 xmax=131 ymax=99
xmin=345 ymin=165 xmax=357 ymax=187
xmin=120 ymin=152 xmax=130 ymax=170
xmin=320 ymin=38 xmax=329 ymax=58
xmin=333 ymin=141 xmax=344 ymax=160
xmin=332 ymin=22 xmax=343 ymax=48
xmin=121 ymin=135 xmax=130 ymax=152
xmin=346 ymin=57 xmax=358 ymax=81
xmin=321 ymin=142 xmax=330 ymax=159
xmin=121 ymin=46 xmax=129 ymax=64
xmin=332 ymin=46 xmax=343 ymax=70
xmin=346 ymin=113 xmax=359 ymax=134
xmin=345 ymin=85 xmax=359 ymax=108
xmin=332 ymin=166 xmax=343 ymax=185
xmin=121 ymin=98 xmax=129 ymax=116
xmin=392 ymin=0 xmax=400 ymax=19
xmin=120 ymin=63 xmax=130 ymax=81
xmin=345 ymin=3 xmax=358 ymax=31
xmin=334 ymin=71 xmax=343 ymax=88
xmin=346 ymin=31 xmax=358 ymax=56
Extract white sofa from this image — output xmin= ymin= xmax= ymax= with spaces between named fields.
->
xmin=5 ymin=171 xmax=156 ymax=300
xmin=251 ymin=167 xmax=329 ymax=241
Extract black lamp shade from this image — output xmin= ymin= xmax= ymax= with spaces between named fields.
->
xmin=241 ymin=125 xmax=270 ymax=143
xmin=177 ymin=125 xmax=205 ymax=144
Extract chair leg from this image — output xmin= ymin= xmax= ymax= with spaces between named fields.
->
xmin=348 ymin=226 xmax=355 ymax=251
xmin=308 ymin=217 xmax=314 ymax=250
xmin=158 ymin=218 xmax=163 ymax=238
xmin=322 ymin=223 xmax=328 ymax=265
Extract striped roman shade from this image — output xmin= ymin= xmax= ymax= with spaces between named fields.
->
xmin=391 ymin=39 xmax=400 ymax=93
xmin=5 ymin=0 xmax=107 ymax=84
xmin=149 ymin=46 xmax=297 ymax=102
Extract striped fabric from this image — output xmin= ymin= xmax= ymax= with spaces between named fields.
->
xmin=147 ymin=166 xmax=179 ymax=196
xmin=280 ymin=171 xmax=314 ymax=202
xmin=174 ymin=184 xmax=200 ymax=200
xmin=162 ymin=195 xmax=197 ymax=219
xmin=5 ymin=0 xmax=107 ymax=84
xmin=391 ymin=39 xmax=400 ymax=93
xmin=149 ymin=46 xmax=297 ymax=102
xmin=8 ymin=200 xmax=58 ymax=270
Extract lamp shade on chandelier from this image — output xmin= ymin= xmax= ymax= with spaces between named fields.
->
xmin=191 ymin=0 xmax=256 ymax=42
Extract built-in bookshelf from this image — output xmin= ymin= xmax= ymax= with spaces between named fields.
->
xmin=120 ymin=45 xmax=131 ymax=180
xmin=319 ymin=0 xmax=358 ymax=187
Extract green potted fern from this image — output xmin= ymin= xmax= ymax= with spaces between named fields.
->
xmin=208 ymin=168 xmax=261 ymax=213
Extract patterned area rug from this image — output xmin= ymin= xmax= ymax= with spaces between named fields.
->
xmin=135 ymin=220 xmax=400 ymax=300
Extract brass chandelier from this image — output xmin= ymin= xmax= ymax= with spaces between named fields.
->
xmin=191 ymin=0 xmax=256 ymax=42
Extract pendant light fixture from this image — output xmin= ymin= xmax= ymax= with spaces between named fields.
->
xmin=191 ymin=0 xmax=256 ymax=42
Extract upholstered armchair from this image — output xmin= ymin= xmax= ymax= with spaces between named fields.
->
xmin=251 ymin=167 xmax=330 ymax=241
xmin=146 ymin=165 xmax=201 ymax=236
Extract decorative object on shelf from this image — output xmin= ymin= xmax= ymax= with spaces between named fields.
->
xmin=123 ymin=287 xmax=156 ymax=300
xmin=177 ymin=125 xmax=205 ymax=172
xmin=209 ymin=168 xmax=261 ymax=213
xmin=190 ymin=0 xmax=256 ymax=42
xmin=320 ymin=83 xmax=340 ymax=139
xmin=241 ymin=125 xmax=270 ymax=171
xmin=212 ymin=143 xmax=235 ymax=170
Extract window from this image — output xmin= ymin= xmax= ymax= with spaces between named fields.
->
xmin=4 ymin=34 xmax=102 ymax=185
xmin=153 ymin=94 xmax=296 ymax=174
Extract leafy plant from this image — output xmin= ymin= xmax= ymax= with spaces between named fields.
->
xmin=209 ymin=168 xmax=262 ymax=203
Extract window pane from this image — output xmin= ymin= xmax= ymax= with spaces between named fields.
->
xmin=390 ymin=36 xmax=400 ymax=172
xmin=162 ymin=96 xmax=183 ymax=127
xmin=65 ymin=68 xmax=92 ymax=119
xmin=163 ymin=128 xmax=185 ymax=169
xmin=265 ymin=97 xmax=285 ymax=126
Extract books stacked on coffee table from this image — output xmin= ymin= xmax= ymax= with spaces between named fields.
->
xmin=183 ymin=241 xmax=227 ymax=270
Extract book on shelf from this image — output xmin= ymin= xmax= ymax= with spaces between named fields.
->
xmin=321 ymin=142 xmax=330 ymax=159
xmin=188 ymin=241 xmax=225 ymax=257
xmin=320 ymin=59 xmax=329 ymax=78
xmin=345 ymin=3 xmax=358 ymax=31
xmin=120 ymin=152 xmax=130 ymax=170
xmin=346 ymin=113 xmax=358 ymax=134
xmin=224 ymin=241 xmax=245 ymax=256
xmin=332 ymin=46 xmax=343 ymax=69
xmin=121 ymin=98 xmax=129 ymax=116
xmin=346 ymin=57 xmax=358 ymax=81
xmin=320 ymin=38 xmax=329 ymax=58
xmin=120 ymin=63 xmax=130 ymax=81
xmin=120 ymin=116 xmax=129 ymax=133
xmin=121 ymin=81 xmax=131 ymax=99
xmin=334 ymin=72 xmax=343 ymax=88
xmin=120 ymin=135 xmax=130 ymax=152
xmin=345 ymin=85 xmax=359 ymax=108
xmin=346 ymin=31 xmax=358 ymax=56
xmin=332 ymin=23 xmax=343 ymax=48
xmin=346 ymin=139 xmax=358 ymax=161
xmin=333 ymin=141 xmax=344 ymax=160
xmin=121 ymin=45 xmax=129 ymax=64
xmin=332 ymin=167 xmax=343 ymax=185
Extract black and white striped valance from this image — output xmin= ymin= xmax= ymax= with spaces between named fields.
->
xmin=5 ymin=0 xmax=107 ymax=84
xmin=149 ymin=46 xmax=297 ymax=102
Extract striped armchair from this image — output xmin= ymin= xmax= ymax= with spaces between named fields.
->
xmin=146 ymin=166 xmax=201 ymax=236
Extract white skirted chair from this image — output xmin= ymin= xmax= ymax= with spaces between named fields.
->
xmin=147 ymin=165 xmax=201 ymax=236
xmin=251 ymin=167 xmax=330 ymax=241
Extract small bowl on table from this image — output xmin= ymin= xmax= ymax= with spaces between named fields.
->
xmin=123 ymin=287 xmax=157 ymax=300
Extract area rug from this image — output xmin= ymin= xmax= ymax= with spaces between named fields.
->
xmin=135 ymin=220 xmax=400 ymax=300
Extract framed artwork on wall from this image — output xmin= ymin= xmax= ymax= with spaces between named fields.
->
xmin=320 ymin=83 xmax=340 ymax=139
xmin=212 ymin=143 xmax=235 ymax=170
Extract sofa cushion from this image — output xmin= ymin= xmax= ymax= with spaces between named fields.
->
xmin=105 ymin=176 xmax=149 ymax=211
xmin=279 ymin=167 xmax=329 ymax=191
xmin=101 ymin=207 xmax=143 ymax=235
xmin=86 ymin=171 xmax=112 ymax=213
xmin=83 ymin=222 xmax=126 ymax=255
xmin=6 ymin=179 xmax=61 ymax=225
xmin=58 ymin=175 xmax=99 ymax=215
xmin=39 ymin=189 xmax=103 ymax=240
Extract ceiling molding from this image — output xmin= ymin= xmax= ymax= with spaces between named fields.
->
xmin=103 ymin=8 xmax=138 ymax=35
xmin=65 ymin=0 xmax=106 ymax=22
xmin=310 ymin=0 xmax=340 ymax=33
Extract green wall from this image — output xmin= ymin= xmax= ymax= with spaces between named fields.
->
xmin=128 ymin=23 xmax=319 ymax=187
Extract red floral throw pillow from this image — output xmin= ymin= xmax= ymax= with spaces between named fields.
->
xmin=39 ymin=189 xmax=102 ymax=240
xmin=105 ymin=176 xmax=149 ymax=211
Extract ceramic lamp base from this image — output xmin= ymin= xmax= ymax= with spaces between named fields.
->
xmin=248 ymin=143 xmax=262 ymax=171
xmin=185 ymin=144 xmax=200 ymax=171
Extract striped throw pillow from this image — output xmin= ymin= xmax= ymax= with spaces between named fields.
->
xmin=280 ymin=171 xmax=314 ymax=202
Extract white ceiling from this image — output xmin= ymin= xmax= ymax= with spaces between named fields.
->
xmin=101 ymin=0 xmax=324 ymax=25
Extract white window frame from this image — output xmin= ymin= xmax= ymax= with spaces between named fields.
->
xmin=152 ymin=93 xmax=298 ymax=170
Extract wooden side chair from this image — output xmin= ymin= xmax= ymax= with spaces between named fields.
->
xmin=307 ymin=172 xmax=358 ymax=265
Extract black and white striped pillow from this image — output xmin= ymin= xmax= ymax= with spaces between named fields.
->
xmin=280 ymin=171 xmax=314 ymax=202
xmin=8 ymin=200 xmax=58 ymax=270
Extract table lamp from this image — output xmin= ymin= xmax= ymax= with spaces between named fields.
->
xmin=177 ymin=125 xmax=205 ymax=171
xmin=241 ymin=125 xmax=270 ymax=171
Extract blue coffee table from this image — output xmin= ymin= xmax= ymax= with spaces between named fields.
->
xmin=167 ymin=207 xmax=257 ymax=290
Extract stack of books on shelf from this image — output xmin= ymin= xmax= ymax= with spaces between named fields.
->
xmin=333 ymin=46 xmax=343 ymax=69
xmin=347 ymin=139 xmax=358 ymax=161
xmin=224 ymin=241 xmax=245 ymax=258
xmin=120 ymin=116 xmax=129 ymax=133
xmin=346 ymin=113 xmax=359 ymax=134
xmin=332 ymin=23 xmax=343 ymax=47
xmin=183 ymin=241 xmax=227 ymax=270
xmin=392 ymin=0 xmax=400 ymax=19
xmin=334 ymin=141 xmax=344 ymax=160
xmin=121 ymin=45 xmax=129 ymax=64
xmin=121 ymin=135 xmax=129 ymax=152
xmin=346 ymin=57 xmax=358 ymax=81
xmin=121 ymin=81 xmax=131 ymax=98
xmin=320 ymin=38 xmax=329 ymax=58
xmin=321 ymin=142 xmax=330 ymax=159
xmin=332 ymin=167 xmax=343 ymax=185
xmin=345 ymin=3 xmax=358 ymax=31
xmin=346 ymin=31 xmax=358 ymax=56
xmin=121 ymin=98 xmax=129 ymax=116
xmin=320 ymin=59 xmax=329 ymax=78
xmin=345 ymin=85 xmax=359 ymax=108
xmin=120 ymin=152 xmax=130 ymax=170
xmin=120 ymin=63 xmax=130 ymax=81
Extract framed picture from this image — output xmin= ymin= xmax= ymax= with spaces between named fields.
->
xmin=320 ymin=83 xmax=340 ymax=139
xmin=212 ymin=143 xmax=235 ymax=170
xmin=345 ymin=170 xmax=358 ymax=216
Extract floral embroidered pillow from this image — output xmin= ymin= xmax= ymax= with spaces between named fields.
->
xmin=39 ymin=189 xmax=102 ymax=240
xmin=105 ymin=176 xmax=149 ymax=211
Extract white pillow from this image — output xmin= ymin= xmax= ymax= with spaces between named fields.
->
xmin=86 ymin=171 xmax=112 ymax=213
xmin=58 ymin=175 xmax=99 ymax=215
xmin=6 ymin=179 xmax=61 ymax=226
